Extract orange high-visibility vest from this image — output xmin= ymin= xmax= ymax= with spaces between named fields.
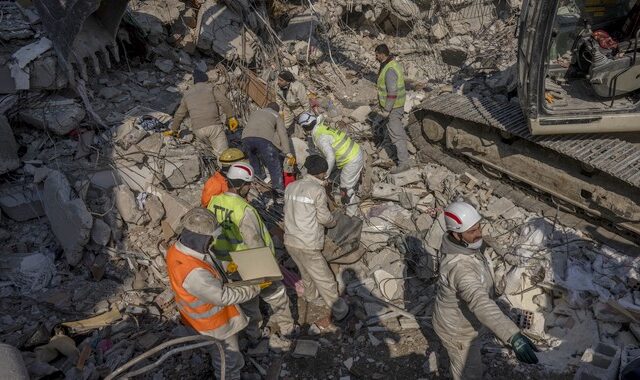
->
xmin=200 ymin=171 xmax=229 ymax=207
xmin=166 ymin=244 xmax=240 ymax=332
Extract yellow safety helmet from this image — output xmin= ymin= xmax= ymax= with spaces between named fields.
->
xmin=219 ymin=148 xmax=246 ymax=167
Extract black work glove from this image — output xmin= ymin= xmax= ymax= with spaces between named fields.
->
xmin=509 ymin=332 xmax=539 ymax=364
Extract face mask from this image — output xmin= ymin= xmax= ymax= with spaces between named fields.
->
xmin=467 ymin=239 xmax=483 ymax=250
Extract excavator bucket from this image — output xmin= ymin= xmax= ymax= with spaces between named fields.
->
xmin=33 ymin=0 xmax=129 ymax=81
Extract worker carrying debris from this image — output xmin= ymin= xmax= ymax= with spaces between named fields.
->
xmin=375 ymin=44 xmax=411 ymax=174
xmin=432 ymin=201 xmax=539 ymax=380
xmin=276 ymin=70 xmax=311 ymax=136
xmin=207 ymin=163 xmax=297 ymax=344
xmin=241 ymin=102 xmax=295 ymax=198
xmin=284 ymin=155 xmax=350 ymax=325
xmin=166 ymin=69 xmax=238 ymax=161
xmin=298 ymin=112 xmax=363 ymax=216
xmin=166 ymin=208 xmax=263 ymax=379
xmin=200 ymin=148 xmax=247 ymax=207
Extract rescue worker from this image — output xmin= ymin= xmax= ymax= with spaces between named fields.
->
xmin=374 ymin=44 xmax=410 ymax=174
xmin=207 ymin=163 xmax=296 ymax=343
xmin=275 ymin=70 xmax=311 ymax=135
xmin=200 ymin=148 xmax=247 ymax=207
xmin=166 ymin=207 xmax=264 ymax=379
xmin=433 ymin=201 xmax=539 ymax=380
xmin=298 ymin=112 xmax=363 ymax=216
xmin=284 ymin=155 xmax=350 ymax=323
xmin=241 ymin=102 xmax=295 ymax=195
xmin=167 ymin=69 xmax=238 ymax=161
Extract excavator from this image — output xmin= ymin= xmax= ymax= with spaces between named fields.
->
xmin=410 ymin=0 xmax=640 ymax=243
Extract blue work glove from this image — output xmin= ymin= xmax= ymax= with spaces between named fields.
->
xmin=509 ymin=332 xmax=539 ymax=364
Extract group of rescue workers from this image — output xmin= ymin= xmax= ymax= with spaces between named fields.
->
xmin=163 ymin=44 xmax=540 ymax=379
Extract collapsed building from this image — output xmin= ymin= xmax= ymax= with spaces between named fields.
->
xmin=0 ymin=0 xmax=639 ymax=379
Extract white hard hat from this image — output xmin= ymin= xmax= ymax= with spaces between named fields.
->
xmin=444 ymin=201 xmax=482 ymax=232
xmin=180 ymin=208 xmax=222 ymax=238
xmin=298 ymin=112 xmax=317 ymax=128
xmin=226 ymin=163 xmax=254 ymax=183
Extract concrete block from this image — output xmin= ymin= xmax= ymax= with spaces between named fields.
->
xmin=42 ymin=171 xmax=93 ymax=266
xmin=91 ymin=218 xmax=111 ymax=246
xmin=484 ymin=197 xmax=516 ymax=220
xmin=113 ymin=185 xmax=149 ymax=226
xmin=0 ymin=115 xmax=19 ymax=175
xmin=574 ymin=342 xmax=620 ymax=380
xmin=388 ymin=167 xmax=423 ymax=187
xmin=349 ymin=105 xmax=371 ymax=123
xmin=0 ymin=184 xmax=45 ymax=221
xmin=292 ymin=340 xmax=320 ymax=358
xmin=150 ymin=188 xmax=191 ymax=233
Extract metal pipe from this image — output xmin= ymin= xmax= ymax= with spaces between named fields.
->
xmin=105 ymin=335 xmax=225 ymax=380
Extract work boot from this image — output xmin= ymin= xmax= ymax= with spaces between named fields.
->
xmin=389 ymin=162 xmax=411 ymax=174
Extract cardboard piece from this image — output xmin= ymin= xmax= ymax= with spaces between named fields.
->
xmin=228 ymin=247 xmax=283 ymax=286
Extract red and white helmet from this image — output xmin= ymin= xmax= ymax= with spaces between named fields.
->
xmin=444 ymin=201 xmax=482 ymax=232
xmin=226 ymin=163 xmax=254 ymax=183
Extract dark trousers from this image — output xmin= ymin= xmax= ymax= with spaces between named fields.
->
xmin=242 ymin=137 xmax=284 ymax=192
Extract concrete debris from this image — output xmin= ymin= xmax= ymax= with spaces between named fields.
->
xmin=114 ymin=185 xmax=149 ymax=226
xmin=574 ymin=342 xmax=620 ymax=380
xmin=196 ymin=1 xmax=256 ymax=61
xmin=0 ymin=184 xmax=45 ymax=221
xmin=18 ymin=97 xmax=85 ymax=136
xmin=42 ymin=170 xmax=93 ymax=266
xmin=90 ymin=218 xmax=111 ymax=246
xmin=292 ymin=340 xmax=320 ymax=358
xmin=154 ymin=58 xmax=175 ymax=74
xmin=0 ymin=251 xmax=55 ymax=294
xmin=9 ymin=37 xmax=53 ymax=90
xmin=349 ymin=106 xmax=372 ymax=123
xmin=0 ymin=116 xmax=20 ymax=175
xmin=387 ymin=167 xmax=423 ymax=187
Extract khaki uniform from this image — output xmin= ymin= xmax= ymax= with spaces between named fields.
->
xmin=276 ymin=81 xmax=310 ymax=130
xmin=283 ymin=175 xmax=349 ymax=320
xmin=432 ymin=235 xmax=520 ymax=380
xmin=171 ymin=82 xmax=234 ymax=158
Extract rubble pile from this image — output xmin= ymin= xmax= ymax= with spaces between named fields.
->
xmin=1 ymin=0 xmax=639 ymax=379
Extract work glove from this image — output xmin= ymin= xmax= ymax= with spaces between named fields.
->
xmin=259 ymin=281 xmax=272 ymax=289
xmin=509 ymin=332 xmax=539 ymax=364
xmin=162 ymin=130 xmax=177 ymax=137
xmin=226 ymin=262 xmax=238 ymax=273
xmin=227 ymin=117 xmax=239 ymax=132
xmin=285 ymin=153 xmax=296 ymax=167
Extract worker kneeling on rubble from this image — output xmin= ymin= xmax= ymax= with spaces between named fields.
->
xmin=433 ymin=201 xmax=539 ymax=380
xmin=167 ymin=69 xmax=238 ymax=161
xmin=298 ymin=112 xmax=363 ymax=216
xmin=284 ymin=155 xmax=350 ymax=323
xmin=200 ymin=148 xmax=247 ymax=207
xmin=166 ymin=208 xmax=262 ymax=379
xmin=207 ymin=163 xmax=297 ymax=344
xmin=242 ymin=102 xmax=294 ymax=198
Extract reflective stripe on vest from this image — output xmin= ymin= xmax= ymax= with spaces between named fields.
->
xmin=207 ymin=193 xmax=275 ymax=261
xmin=313 ymin=122 xmax=360 ymax=169
xmin=165 ymin=243 xmax=240 ymax=332
xmin=377 ymin=59 xmax=406 ymax=109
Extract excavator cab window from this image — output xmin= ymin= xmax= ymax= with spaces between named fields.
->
xmin=543 ymin=0 xmax=640 ymax=112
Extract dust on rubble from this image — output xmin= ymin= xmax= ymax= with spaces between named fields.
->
xmin=0 ymin=0 xmax=638 ymax=379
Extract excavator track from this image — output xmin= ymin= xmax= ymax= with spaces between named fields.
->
xmin=410 ymin=92 xmax=640 ymax=241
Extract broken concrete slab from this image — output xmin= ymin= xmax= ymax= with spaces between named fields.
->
xmin=18 ymin=97 xmax=85 ymax=135
xmin=196 ymin=1 xmax=255 ymax=61
xmin=42 ymin=171 xmax=93 ymax=265
xmin=149 ymin=187 xmax=191 ymax=233
xmin=113 ymin=185 xmax=149 ymax=226
xmin=349 ymin=105 xmax=371 ymax=123
xmin=0 ymin=184 xmax=45 ymax=221
xmin=0 ymin=251 xmax=55 ymax=294
xmin=484 ymin=196 xmax=516 ymax=220
xmin=145 ymin=195 xmax=165 ymax=227
xmin=154 ymin=58 xmax=174 ymax=74
xmin=292 ymin=340 xmax=320 ymax=358
xmin=388 ymin=167 xmax=423 ymax=187
xmin=0 ymin=115 xmax=20 ymax=175
xmin=9 ymin=37 xmax=53 ymax=90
